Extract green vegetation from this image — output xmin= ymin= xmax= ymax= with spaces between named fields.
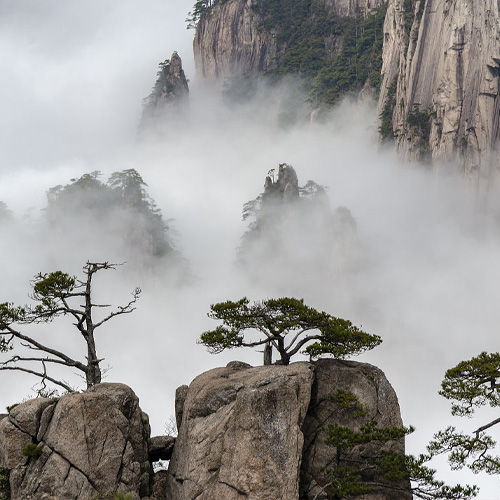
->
xmin=379 ymin=75 xmax=398 ymax=142
xmin=190 ymin=0 xmax=387 ymax=107
xmin=45 ymin=169 xmax=176 ymax=266
xmin=251 ymin=0 xmax=388 ymax=106
xmin=0 ymin=467 xmax=9 ymax=500
xmin=186 ymin=0 xmax=228 ymax=29
xmin=22 ymin=443 xmax=43 ymax=458
xmin=428 ymin=352 xmax=500 ymax=474
xmin=323 ymin=391 xmax=478 ymax=499
xmin=199 ymin=297 xmax=381 ymax=365
xmin=407 ymin=107 xmax=434 ymax=156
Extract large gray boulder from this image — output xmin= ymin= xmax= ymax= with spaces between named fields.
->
xmin=164 ymin=359 xmax=409 ymax=500
xmin=0 ymin=383 xmax=152 ymax=500
xmin=166 ymin=361 xmax=315 ymax=500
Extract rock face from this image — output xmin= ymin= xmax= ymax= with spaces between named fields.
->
xmin=0 ymin=383 xmax=152 ymax=500
xmin=193 ymin=0 xmax=385 ymax=81
xmin=379 ymin=0 xmax=500 ymax=182
xmin=300 ymin=359 xmax=410 ymax=500
xmin=164 ymin=359 xmax=410 ymax=500
xmin=141 ymin=52 xmax=189 ymax=129
xmin=166 ymin=361 xmax=315 ymax=500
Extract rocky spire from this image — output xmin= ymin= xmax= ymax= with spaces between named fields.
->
xmin=140 ymin=51 xmax=189 ymax=132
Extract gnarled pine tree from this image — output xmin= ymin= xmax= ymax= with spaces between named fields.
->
xmin=0 ymin=262 xmax=140 ymax=391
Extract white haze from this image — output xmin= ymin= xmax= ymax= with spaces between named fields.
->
xmin=0 ymin=1 xmax=499 ymax=497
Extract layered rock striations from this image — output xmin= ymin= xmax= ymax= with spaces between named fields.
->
xmin=379 ymin=0 xmax=500 ymax=182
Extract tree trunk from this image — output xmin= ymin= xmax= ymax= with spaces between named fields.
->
xmin=263 ymin=343 xmax=272 ymax=365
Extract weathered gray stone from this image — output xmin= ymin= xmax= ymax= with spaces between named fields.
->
xmin=174 ymin=384 xmax=189 ymax=432
xmin=166 ymin=362 xmax=315 ymax=500
xmin=149 ymin=435 xmax=176 ymax=462
xmin=379 ymin=0 xmax=500 ymax=183
xmin=1 ymin=383 xmax=152 ymax=500
xmin=9 ymin=398 xmax=55 ymax=438
xmin=141 ymin=51 xmax=189 ymax=129
xmin=0 ymin=417 xmax=31 ymax=469
xmin=300 ymin=359 xmax=411 ymax=500
xmin=194 ymin=0 xmax=384 ymax=81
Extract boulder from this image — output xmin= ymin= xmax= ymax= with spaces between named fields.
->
xmin=0 ymin=383 xmax=152 ymax=500
xmin=163 ymin=359 xmax=409 ymax=500
xmin=165 ymin=361 xmax=315 ymax=500
xmin=149 ymin=435 xmax=176 ymax=462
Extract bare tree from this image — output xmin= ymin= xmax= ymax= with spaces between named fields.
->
xmin=0 ymin=262 xmax=140 ymax=391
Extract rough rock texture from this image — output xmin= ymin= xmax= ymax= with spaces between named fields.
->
xmin=300 ymin=359 xmax=411 ymax=500
xmin=174 ymin=384 xmax=189 ymax=431
xmin=194 ymin=0 xmax=385 ymax=81
xmin=141 ymin=51 xmax=189 ymax=129
xmin=0 ymin=383 xmax=152 ymax=500
xmin=163 ymin=359 xmax=408 ymax=500
xmin=149 ymin=435 xmax=176 ymax=462
xmin=379 ymin=0 xmax=500 ymax=183
xmin=165 ymin=361 xmax=315 ymax=500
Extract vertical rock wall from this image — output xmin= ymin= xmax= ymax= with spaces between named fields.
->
xmin=379 ymin=0 xmax=500 ymax=184
xmin=193 ymin=0 xmax=386 ymax=81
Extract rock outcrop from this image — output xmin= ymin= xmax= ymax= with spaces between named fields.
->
xmin=0 ymin=362 xmax=409 ymax=499
xmin=141 ymin=52 xmax=189 ymax=130
xmin=300 ymin=359 xmax=409 ymax=499
xmin=163 ymin=359 xmax=410 ymax=500
xmin=0 ymin=383 xmax=153 ymax=499
xmin=379 ymin=0 xmax=500 ymax=183
xmin=238 ymin=163 xmax=358 ymax=286
xmin=193 ymin=0 xmax=385 ymax=81
xmin=166 ymin=361 xmax=315 ymax=500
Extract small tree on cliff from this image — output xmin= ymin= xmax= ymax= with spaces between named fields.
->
xmin=199 ymin=297 xmax=381 ymax=365
xmin=0 ymin=262 xmax=140 ymax=391
xmin=427 ymin=352 xmax=500 ymax=474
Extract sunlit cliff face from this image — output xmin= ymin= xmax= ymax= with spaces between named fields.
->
xmin=0 ymin=1 xmax=499 ymax=496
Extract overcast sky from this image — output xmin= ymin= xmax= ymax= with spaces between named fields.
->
xmin=0 ymin=1 xmax=499 ymax=497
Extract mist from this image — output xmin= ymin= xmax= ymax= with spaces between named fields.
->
xmin=1 ymin=1 xmax=499 ymax=497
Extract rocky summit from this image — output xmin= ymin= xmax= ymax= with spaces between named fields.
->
xmin=0 ymin=361 xmax=409 ymax=499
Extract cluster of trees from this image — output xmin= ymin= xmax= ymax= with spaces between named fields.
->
xmin=45 ymin=169 xmax=175 ymax=265
xmin=248 ymin=0 xmax=387 ymax=106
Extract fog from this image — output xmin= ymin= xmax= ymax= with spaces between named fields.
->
xmin=1 ymin=1 xmax=499 ymax=497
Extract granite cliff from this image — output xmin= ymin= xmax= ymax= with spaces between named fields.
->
xmin=192 ymin=0 xmax=500 ymax=180
xmin=379 ymin=0 xmax=500 ymax=181
xmin=193 ymin=0 xmax=387 ymax=106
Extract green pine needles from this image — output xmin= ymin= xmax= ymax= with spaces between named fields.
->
xmin=199 ymin=297 xmax=381 ymax=365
